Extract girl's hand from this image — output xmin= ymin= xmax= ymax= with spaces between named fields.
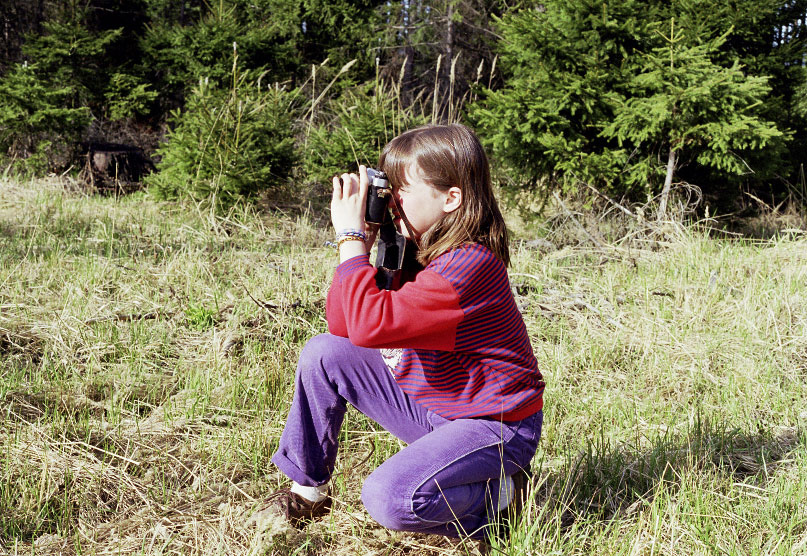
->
xmin=332 ymin=165 xmax=371 ymax=262
xmin=331 ymin=165 xmax=369 ymax=233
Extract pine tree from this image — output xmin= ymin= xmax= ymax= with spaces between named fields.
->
xmin=674 ymin=0 xmax=807 ymax=193
xmin=145 ymin=50 xmax=300 ymax=209
xmin=0 ymin=3 xmax=124 ymax=171
xmin=601 ymin=20 xmax=781 ymax=218
xmin=471 ymin=0 xmax=664 ymax=191
xmin=471 ymin=0 xmax=805 ymax=207
xmin=0 ymin=63 xmax=91 ymax=173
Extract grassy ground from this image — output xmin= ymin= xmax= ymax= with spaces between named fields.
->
xmin=1 ymin=178 xmax=805 ymax=555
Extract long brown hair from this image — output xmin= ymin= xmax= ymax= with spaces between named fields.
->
xmin=378 ymin=124 xmax=510 ymax=266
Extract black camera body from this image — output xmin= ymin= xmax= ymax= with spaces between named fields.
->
xmin=365 ymin=168 xmax=391 ymax=225
xmin=362 ymin=167 xmax=421 ymax=290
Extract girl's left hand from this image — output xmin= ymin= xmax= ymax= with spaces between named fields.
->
xmin=331 ymin=165 xmax=369 ymax=234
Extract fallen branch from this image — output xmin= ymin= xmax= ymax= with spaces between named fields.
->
xmin=84 ymin=311 xmax=167 ymax=325
xmin=244 ymin=288 xmax=278 ymax=311
xmin=581 ymin=180 xmax=637 ymax=219
xmin=553 ymin=191 xmax=607 ymax=249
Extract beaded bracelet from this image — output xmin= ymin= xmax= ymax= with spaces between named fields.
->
xmin=335 ymin=229 xmax=367 ymax=242
xmin=336 ymin=235 xmax=365 ymax=249
xmin=336 ymin=228 xmax=366 ymax=238
xmin=327 ymin=229 xmax=367 ymax=250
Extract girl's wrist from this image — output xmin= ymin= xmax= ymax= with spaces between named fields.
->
xmin=335 ymin=227 xmax=365 ymax=237
xmin=334 ymin=229 xmax=367 ymax=246
xmin=338 ymin=237 xmax=367 ymax=263
xmin=336 ymin=234 xmax=365 ymax=248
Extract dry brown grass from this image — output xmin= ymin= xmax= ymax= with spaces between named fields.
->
xmin=1 ymin=177 xmax=806 ymax=555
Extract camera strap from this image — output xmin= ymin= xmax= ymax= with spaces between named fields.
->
xmin=374 ymin=196 xmax=424 ymax=290
xmin=388 ymin=191 xmax=420 ymax=250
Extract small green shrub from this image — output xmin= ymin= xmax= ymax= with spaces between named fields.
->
xmin=185 ymin=304 xmax=218 ymax=330
xmin=146 ymin=64 xmax=300 ymax=210
xmin=0 ymin=63 xmax=91 ymax=174
xmin=104 ymin=73 xmax=159 ymax=121
xmin=303 ymin=80 xmax=428 ymax=184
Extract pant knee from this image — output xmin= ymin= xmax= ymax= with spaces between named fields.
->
xmin=296 ymin=333 xmax=344 ymax=385
xmin=298 ymin=333 xmax=332 ymax=369
xmin=362 ymin=473 xmax=481 ymax=532
xmin=361 ymin=471 xmax=411 ymax=531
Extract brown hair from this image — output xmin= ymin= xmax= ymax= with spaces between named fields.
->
xmin=378 ymin=123 xmax=510 ymax=266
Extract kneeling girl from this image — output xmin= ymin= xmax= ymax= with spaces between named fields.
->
xmin=270 ymin=123 xmax=545 ymax=539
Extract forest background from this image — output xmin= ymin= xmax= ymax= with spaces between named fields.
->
xmin=2 ymin=0 xmax=807 ymax=215
xmin=3 ymin=2 xmax=807 ymax=556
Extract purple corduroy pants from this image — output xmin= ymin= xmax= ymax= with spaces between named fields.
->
xmin=271 ymin=333 xmax=543 ymax=539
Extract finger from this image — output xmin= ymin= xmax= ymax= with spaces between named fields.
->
xmin=332 ymin=175 xmax=342 ymax=201
xmin=341 ymin=173 xmax=355 ymax=196
xmin=358 ymin=165 xmax=370 ymax=202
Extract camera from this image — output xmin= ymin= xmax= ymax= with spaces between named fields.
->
xmin=365 ymin=168 xmax=392 ymax=225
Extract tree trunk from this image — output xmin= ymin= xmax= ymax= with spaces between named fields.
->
xmin=445 ymin=2 xmax=454 ymax=71
xmin=441 ymin=0 xmax=455 ymax=121
xmin=658 ymin=146 xmax=677 ymax=221
xmin=400 ymin=0 xmax=415 ymax=107
xmin=402 ymin=44 xmax=415 ymax=106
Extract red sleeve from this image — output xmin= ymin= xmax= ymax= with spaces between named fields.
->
xmin=326 ymin=270 xmax=349 ymax=337
xmin=326 ymin=254 xmax=463 ymax=350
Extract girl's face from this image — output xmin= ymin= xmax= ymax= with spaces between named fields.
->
xmin=392 ymin=163 xmax=461 ymax=240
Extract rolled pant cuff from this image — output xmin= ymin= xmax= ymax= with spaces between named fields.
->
xmin=271 ymin=450 xmax=329 ymax=488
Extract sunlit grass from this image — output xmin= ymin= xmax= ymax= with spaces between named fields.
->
xmin=1 ymin=177 xmax=805 ymax=555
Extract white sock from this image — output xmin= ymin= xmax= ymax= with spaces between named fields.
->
xmin=496 ymin=475 xmax=515 ymax=511
xmin=290 ymin=481 xmax=329 ymax=503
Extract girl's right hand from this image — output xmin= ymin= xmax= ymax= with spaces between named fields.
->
xmin=332 ymin=165 xmax=373 ymax=262
xmin=331 ymin=165 xmax=369 ymax=234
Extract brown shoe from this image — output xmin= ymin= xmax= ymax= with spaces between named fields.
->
xmin=260 ymin=487 xmax=332 ymax=527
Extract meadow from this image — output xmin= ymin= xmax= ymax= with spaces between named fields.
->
xmin=1 ymin=178 xmax=806 ymax=555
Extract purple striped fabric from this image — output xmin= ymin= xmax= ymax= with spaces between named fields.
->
xmin=393 ymin=243 xmax=544 ymax=420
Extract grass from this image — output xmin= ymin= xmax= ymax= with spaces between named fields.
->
xmin=1 ymin=177 xmax=805 ymax=555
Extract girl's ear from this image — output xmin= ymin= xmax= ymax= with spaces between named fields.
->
xmin=443 ymin=186 xmax=462 ymax=214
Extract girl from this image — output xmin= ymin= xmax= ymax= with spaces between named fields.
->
xmin=268 ymin=124 xmax=545 ymax=540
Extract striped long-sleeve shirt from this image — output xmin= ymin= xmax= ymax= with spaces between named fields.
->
xmin=326 ymin=243 xmax=544 ymax=420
